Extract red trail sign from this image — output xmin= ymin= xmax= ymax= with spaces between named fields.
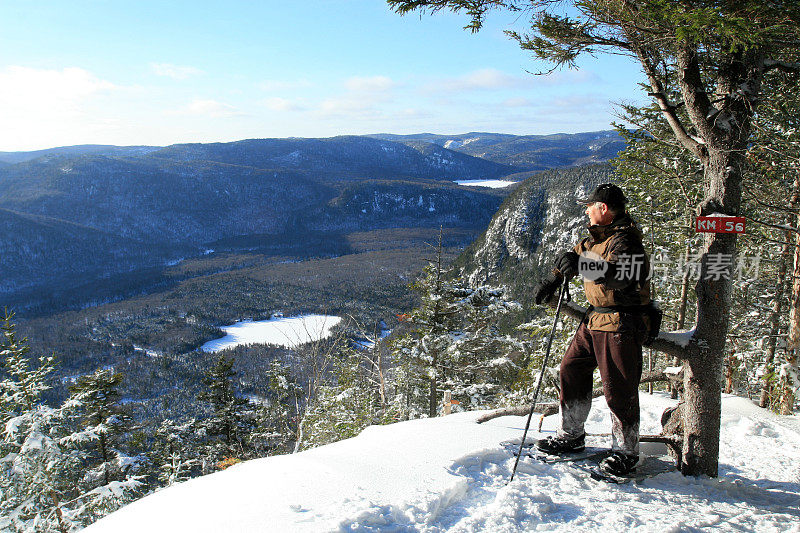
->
xmin=695 ymin=216 xmax=746 ymax=234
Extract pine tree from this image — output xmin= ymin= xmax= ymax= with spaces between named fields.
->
xmin=0 ymin=310 xmax=55 ymax=418
xmin=1 ymin=402 xmax=80 ymax=532
xmin=746 ymin=62 xmax=800 ymax=413
xmin=152 ymin=418 xmax=200 ymax=488
xmin=437 ymin=285 xmax=523 ymax=408
xmin=197 ymin=354 xmax=256 ymax=469
xmin=389 ymin=249 xmax=523 ymax=419
xmin=613 ymin=62 xmax=800 ymax=411
xmin=398 ymin=259 xmax=464 ymax=418
xmin=0 ymin=311 xmax=78 ymax=533
xmin=66 ymin=368 xmax=142 ymax=524
xmin=248 ymin=360 xmax=302 ymax=456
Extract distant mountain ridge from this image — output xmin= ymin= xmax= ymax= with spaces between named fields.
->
xmin=0 ymin=144 xmax=160 ymax=165
xmin=0 ymin=130 xmax=624 ymax=171
xmin=149 ymin=136 xmax=517 ymax=182
xmin=368 ymin=130 xmax=625 ymax=171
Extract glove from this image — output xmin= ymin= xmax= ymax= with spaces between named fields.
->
xmin=534 ymin=271 xmax=563 ymax=305
xmin=555 ymin=251 xmax=579 ymax=280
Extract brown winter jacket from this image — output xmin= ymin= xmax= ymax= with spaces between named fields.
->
xmin=572 ymin=213 xmax=652 ymax=332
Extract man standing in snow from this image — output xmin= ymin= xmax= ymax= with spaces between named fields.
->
xmin=532 ymin=183 xmax=651 ymax=476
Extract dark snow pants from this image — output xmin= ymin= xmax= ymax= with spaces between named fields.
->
xmin=557 ymin=320 xmax=644 ymax=455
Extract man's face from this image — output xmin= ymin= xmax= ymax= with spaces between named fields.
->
xmin=585 ymin=201 xmax=612 ymax=225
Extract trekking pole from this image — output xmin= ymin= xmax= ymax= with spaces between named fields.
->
xmin=509 ymin=281 xmax=569 ymax=483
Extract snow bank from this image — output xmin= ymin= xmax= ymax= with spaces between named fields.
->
xmin=86 ymin=393 xmax=800 ymax=532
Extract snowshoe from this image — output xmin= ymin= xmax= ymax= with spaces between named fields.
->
xmin=535 ymin=433 xmax=585 ymax=455
xmin=599 ymin=451 xmax=638 ymax=476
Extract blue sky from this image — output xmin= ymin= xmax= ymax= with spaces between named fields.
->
xmin=0 ymin=0 xmax=647 ymax=151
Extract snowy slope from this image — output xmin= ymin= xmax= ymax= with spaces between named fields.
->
xmin=86 ymin=394 xmax=800 ymax=532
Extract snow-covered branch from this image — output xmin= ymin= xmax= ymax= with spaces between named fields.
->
xmin=558 ymin=300 xmax=691 ymax=360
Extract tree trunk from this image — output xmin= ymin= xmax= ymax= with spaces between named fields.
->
xmin=676 ymin=218 xmax=694 ymax=331
xmin=681 ymin=147 xmax=742 ymax=477
xmin=429 ymin=365 xmax=438 ymax=418
xmin=784 ymin=199 xmax=800 ymax=414
xmin=429 ymin=227 xmax=444 ymax=418
xmin=99 ymin=432 xmax=111 ymax=485
xmin=672 ymin=224 xmax=694 ymax=399
xmin=376 ymin=346 xmax=388 ymax=409
xmin=760 ymin=218 xmax=792 ymax=407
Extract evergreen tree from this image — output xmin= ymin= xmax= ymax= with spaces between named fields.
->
xmin=1 ymin=401 xmax=80 ymax=532
xmin=248 ymin=360 xmax=301 ymax=456
xmin=151 ymin=418 xmax=200 ymax=488
xmin=66 ymin=368 xmax=142 ymax=525
xmin=197 ymin=354 xmax=255 ymax=469
xmin=0 ymin=311 xmax=78 ymax=533
xmin=394 ymin=260 xmax=464 ymax=418
xmin=745 ymin=61 xmax=800 ymax=413
xmin=0 ymin=310 xmax=56 ymax=418
xmin=390 ymin=254 xmax=522 ymax=419
xmin=437 ymin=285 xmax=523 ymax=408
xmin=613 ymin=63 xmax=800 ymax=410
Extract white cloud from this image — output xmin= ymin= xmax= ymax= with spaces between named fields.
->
xmin=318 ymin=97 xmax=377 ymax=118
xmin=258 ymin=79 xmax=312 ymax=91
xmin=427 ymin=68 xmax=601 ymax=94
xmin=545 ymin=95 xmax=606 ymax=112
xmin=430 ymin=68 xmax=522 ymax=92
xmin=174 ymin=99 xmax=245 ymax=118
xmin=150 ymin=63 xmax=204 ymax=80
xmin=344 ymin=75 xmax=396 ymax=92
xmin=0 ymin=66 xmax=120 ymax=150
xmin=399 ymin=108 xmax=431 ymax=118
xmin=543 ymin=69 xmax=600 ymax=85
xmin=261 ymin=97 xmax=304 ymax=112
xmin=314 ymin=75 xmax=396 ymax=119
xmin=0 ymin=66 xmax=115 ymax=111
xmin=502 ymin=97 xmax=534 ymax=108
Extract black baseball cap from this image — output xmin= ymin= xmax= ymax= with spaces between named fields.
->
xmin=576 ymin=183 xmax=628 ymax=209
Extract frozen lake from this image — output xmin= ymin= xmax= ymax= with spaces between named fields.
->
xmin=200 ymin=314 xmax=342 ymax=352
xmin=455 ymin=179 xmax=517 ymax=188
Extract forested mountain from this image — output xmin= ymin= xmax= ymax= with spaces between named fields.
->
xmin=369 ymin=130 xmax=625 ymax=170
xmin=0 ymin=144 xmax=160 ymax=164
xmin=452 ymin=163 xmax=614 ymax=304
xmin=0 ymin=207 xmax=183 ymax=296
xmin=150 ymin=136 xmax=517 ymax=181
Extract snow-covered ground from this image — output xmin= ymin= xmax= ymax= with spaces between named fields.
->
xmin=200 ymin=314 xmax=342 ymax=352
xmin=86 ymin=393 xmax=800 ymax=532
xmin=455 ymin=179 xmax=517 ymax=189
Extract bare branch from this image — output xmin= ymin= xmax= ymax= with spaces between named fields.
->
xmin=626 ymin=36 xmax=707 ymax=161
xmin=674 ymin=42 xmax=716 ymax=152
xmin=741 ymin=214 xmax=800 ymax=236
xmin=475 ymin=369 xmax=672 ymax=424
xmin=763 ymin=59 xmax=800 ymax=74
xmin=743 ymin=185 xmax=800 ymax=215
